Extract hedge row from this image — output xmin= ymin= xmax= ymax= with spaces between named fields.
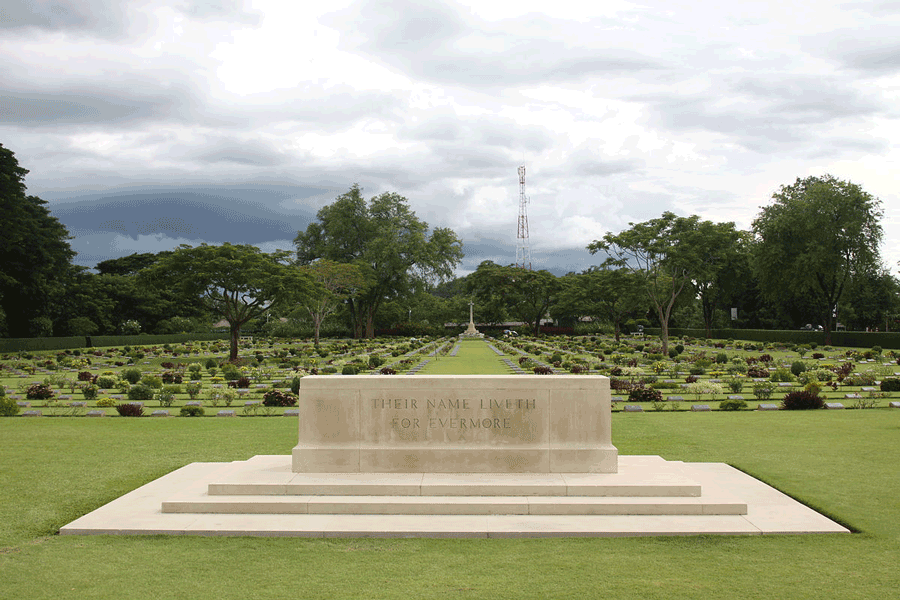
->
xmin=0 ymin=333 xmax=230 ymax=353
xmin=645 ymin=328 xmax=900 ymax=349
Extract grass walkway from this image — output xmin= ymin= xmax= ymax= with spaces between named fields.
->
xmin=416 ymin=338 xmax=514 ymax=375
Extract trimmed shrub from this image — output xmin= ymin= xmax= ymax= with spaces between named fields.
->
xmin=122 ymin=368 xmax=142 ymax=384
xmin=790 ymin=361 xmax=808 ymax=376
xmin=262 ymin=389 xmax=297 ymax=407
xmin=781 ymin=390 xmax=825 ymax=410
xmin=0 ymin=396 xmax=20 ymax=417
xmin=628 ymin=387 xmax=662 ymax=403
xmin=26 ymin=383 xmax=55 ymax=400
xmin=80 ymin=384 xmax=99 ymax=400
xmin=185 ymin=382 xmax=202 ymax=399
xmin=533 ymin=366 xmax=553 ymax=375
xmin=880 ymin=378 xmax=900 ymax=392
xmin=379 ymin=367 xmax=397 ymax=375
xmin=341 ymin=365 xmax=359 ymax=375
xmin=127 ymin=384 xmax=155 ymax=402
xmin=715 ymin=353 xmax=728 ymax=364
xmin=95 ymin=375 xmax=117 ymax=389
xmin=719 ymin=398 xmax=747 ymax=411
xmin=96 ymin=397 xmax=117 ymax=407
xmin=368 ymin=355 xmax=384 ymax=369
xmin=180 ymin=406 xmax=205 ymax=417
xmin=116 ymin=403 xmax=144 ymax=417
xmin=770 ymin=368 xmax=795 ymax=382
xmin=77 ymin=371 xmax=94 ymax=382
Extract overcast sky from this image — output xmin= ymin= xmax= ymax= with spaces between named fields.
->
xmin=2 ymin=0 xmax=898 ymax=276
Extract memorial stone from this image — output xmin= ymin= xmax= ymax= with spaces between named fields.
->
xmin=825 ymin=402 xmax=845 ymax=409
xmin=292 ymin=375 xmax=616 ymax=473
xmin=757 ymin=404 xmax=779 ymax=410
xmin=691 ymin=405 xmax=711 ymax=411
xmin=889 ymin=402 xmax=900 ymax=408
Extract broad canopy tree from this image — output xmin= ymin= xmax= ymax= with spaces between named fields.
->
xmin=140 ymin=243 xmax=313 ymax=360
xmin=295 ymin=184 xmax=463 ymax=338
xmin=588 ymin=212 xmax=737 ymax=354
xmin=466 ymin=261 xmax=560 ymax=335
xmin=751 ymin=175 xmax=883 ymax=345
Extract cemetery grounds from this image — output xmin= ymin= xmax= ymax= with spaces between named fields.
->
xmin=0 ymin=334 xmax=898 ymax=599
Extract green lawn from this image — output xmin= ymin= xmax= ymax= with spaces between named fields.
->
xmin=417 ymin=338 xmax=515 ymax=374
xmin=1 ymin=408 xmax=898 ymax=599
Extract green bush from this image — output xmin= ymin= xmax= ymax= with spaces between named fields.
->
xmin=80 ymin=384 xmax=99 ymax=400
xmin=180 ymin=405 xmax=205 ymax=417
xmin=790 ymin=361 xmax=808 ymax=376
xmin=96 ymin=397 xmax=117 ymax=407
xmin=95 ymin=375 xmax=117 ymax=389
xmin=879 ymin=378 xmax=900 ymax=392
xmin=127 ymin=384 xmax=155 ymax=402
xmin=719 ymin=398 xmax=747 ymax=411
xmin=185 ymin=382 xmax=202 ymax=399
xmin=725 ymin=378 xmax=744 ymax=394
xmin=341 ymin=365 xmax=359 ymax=375
xmin=141 ymin=375 xmax=163 ymax=389
xmin=0 ymin=396 xmax=20 ymax=417
xmin=781 ymin=390 xmax=824 ymax=410
xmin=753 ymin=381 xmax=776 ymax=400
xmin=368 ymin=355 xmax=384 ymax=369
xmin=122 ymin=368 xmax=142 ymax=384
xmin=770 ymin=368 xmax=795 ymax=382
xmin=715 ymin=353 xmax=728 ymax=364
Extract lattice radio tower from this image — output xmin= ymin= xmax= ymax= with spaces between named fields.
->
xmin=516 ymin=164 xmax=532 ymax=270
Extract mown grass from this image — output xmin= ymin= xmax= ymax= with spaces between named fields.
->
xmin=2 ymin=409 xmax=899 ymax=599
xmin=417 ymin=339 xmax=514 ymax=375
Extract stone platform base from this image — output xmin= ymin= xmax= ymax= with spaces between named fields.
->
xmin=60 ymin=455 xmax=849 ymax=538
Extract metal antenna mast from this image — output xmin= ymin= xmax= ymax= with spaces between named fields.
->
xmin=516 ymin=164 xmax=532 ymax=270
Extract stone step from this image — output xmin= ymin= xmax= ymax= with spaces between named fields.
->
xmin=161 ymin=494 xmax=747 ymax=516
xmin=205 ymin=456 xmax=704 ymax=498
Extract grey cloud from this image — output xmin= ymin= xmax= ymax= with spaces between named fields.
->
xmin=636 ymin=73 xmax=883 ymax=151
xmin=0 ymin=0 xmax=261 ymax=37
xmin=327 ymin=0 xmax=664 ymax=88
xmin=398 ymin=112 xmax=554 ymax=153
xmin=0 ymin=1 xmax=127 ymax=36
xmin=0 ymin=88 xmax=195 ymax=126
xmin=812 ymin=28 xmax=900 ymax=74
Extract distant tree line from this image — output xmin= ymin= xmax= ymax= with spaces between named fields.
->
xmin=2 ymin=141 xmax=896 ymax=349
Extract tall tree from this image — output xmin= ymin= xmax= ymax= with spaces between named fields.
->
xmin=140 ymin=243 xmax=313 ymax=360
xmin=751 ymin=174 xmax=883 ymax=345
xmin=294 ymin=184 xmax=463 ymax=338
xmin=299 ymin=260 xmax=366 ymax=346
xmin=577 ymin=267 xmax=647 ymax=342
xmin=690 ymin=224 xmax=746 ymax=338
xmin=588 ymin=212 xmax=731 ymax=354
xmin=0 ymin=143 xmax=76 ymax=337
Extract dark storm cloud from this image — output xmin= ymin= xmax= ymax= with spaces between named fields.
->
xmin=49 ymin=184 xmax=324 ymax=243
xmin=325 ymin=0 xmax=664 ymax=88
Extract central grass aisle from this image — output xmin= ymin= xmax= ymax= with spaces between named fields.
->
xmin=416 ymin=338 xmax=514 ymax=374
